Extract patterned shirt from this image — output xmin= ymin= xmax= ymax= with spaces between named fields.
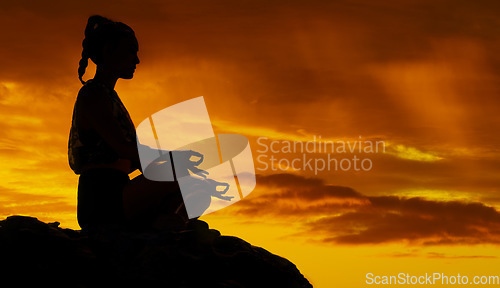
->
xmin=68 ymin=79 xmax=136 ymax=175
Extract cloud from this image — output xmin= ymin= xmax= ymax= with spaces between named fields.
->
xmin=224 ymin=173 xmax=500 ymax=245
xmin=0 ymin=186 xmax=74 ymax=217
xmin=314 ymin=197 xmax=500 ymax=245
xmin=425 ymin=252 xmax=496 ymax=259
xmin=378 ymin=251 xmax=497 ymax=259
xmin=1 ymin=0 xmax=500 ymax=235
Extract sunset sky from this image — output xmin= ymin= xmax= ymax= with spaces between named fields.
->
xmin=2 ymin=0 xmax=500 ymax=286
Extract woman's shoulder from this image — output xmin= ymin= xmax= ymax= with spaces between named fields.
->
xmin=79 ymin=79 xmax=110 ymax=94
xmin=79 ymin=79 xmax=114 ymax=96
xmin=77 ymin=80 xmax=113 ymax=107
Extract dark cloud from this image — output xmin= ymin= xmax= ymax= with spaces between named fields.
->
xmin=255 ymin=174 xmax=364 ymax=200
xmin=1 ymin=0 xmax=500 ymax=144
xmin=314 ymin=198 xmax=500 ymax=245
xmin=226 ymin=173 xmax=500 ymax=245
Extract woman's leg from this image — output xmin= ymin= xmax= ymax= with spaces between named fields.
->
xmin=122 ymin=174 xmax=186 ymax=223
xmin=122 ymin=173 xmax=229 ymax=225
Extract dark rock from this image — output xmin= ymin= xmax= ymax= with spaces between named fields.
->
xmin=0 ymin=215 xmax=313 ymax=288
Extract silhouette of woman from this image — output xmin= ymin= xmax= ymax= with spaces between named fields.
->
xmin=68 ymin=15 xmax=223 ymax=233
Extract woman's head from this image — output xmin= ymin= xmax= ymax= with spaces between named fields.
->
xmin=78 ymin=15 xmax=140 ymax=84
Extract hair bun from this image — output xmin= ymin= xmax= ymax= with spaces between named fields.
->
xmin=87 ymin=15 xmax=113 ymax=33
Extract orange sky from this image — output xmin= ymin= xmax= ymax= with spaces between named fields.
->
xmin=2 ymin=1 xmax=500 ymax=286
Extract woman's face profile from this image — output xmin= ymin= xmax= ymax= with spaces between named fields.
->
xmin=103 ymin=35 xmax=140 ymax=80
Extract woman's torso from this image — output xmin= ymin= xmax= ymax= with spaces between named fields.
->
xmin=68 ymin=79 xmax=136 ymax=175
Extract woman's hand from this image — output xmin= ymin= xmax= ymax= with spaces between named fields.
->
xmin=203 ymin=179 xmax=232 ymax=200
xmin=171 ymin=150 xmax=209 ymax=179
xmin=143 ymin=149 xmax=209 ymax=179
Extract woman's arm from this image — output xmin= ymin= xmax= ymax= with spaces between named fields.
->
xmin=79 ymin=86 xmax=207 ymax=176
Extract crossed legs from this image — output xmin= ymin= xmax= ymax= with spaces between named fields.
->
xmin=122 ymin=174 xmax=187 ymax=225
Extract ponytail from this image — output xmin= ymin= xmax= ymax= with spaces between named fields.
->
xmin=78 ymin=39 xmax=89 ymax=84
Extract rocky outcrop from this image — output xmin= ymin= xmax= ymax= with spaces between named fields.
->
xmin=0 ymin=215 xmax=313 ymax=288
